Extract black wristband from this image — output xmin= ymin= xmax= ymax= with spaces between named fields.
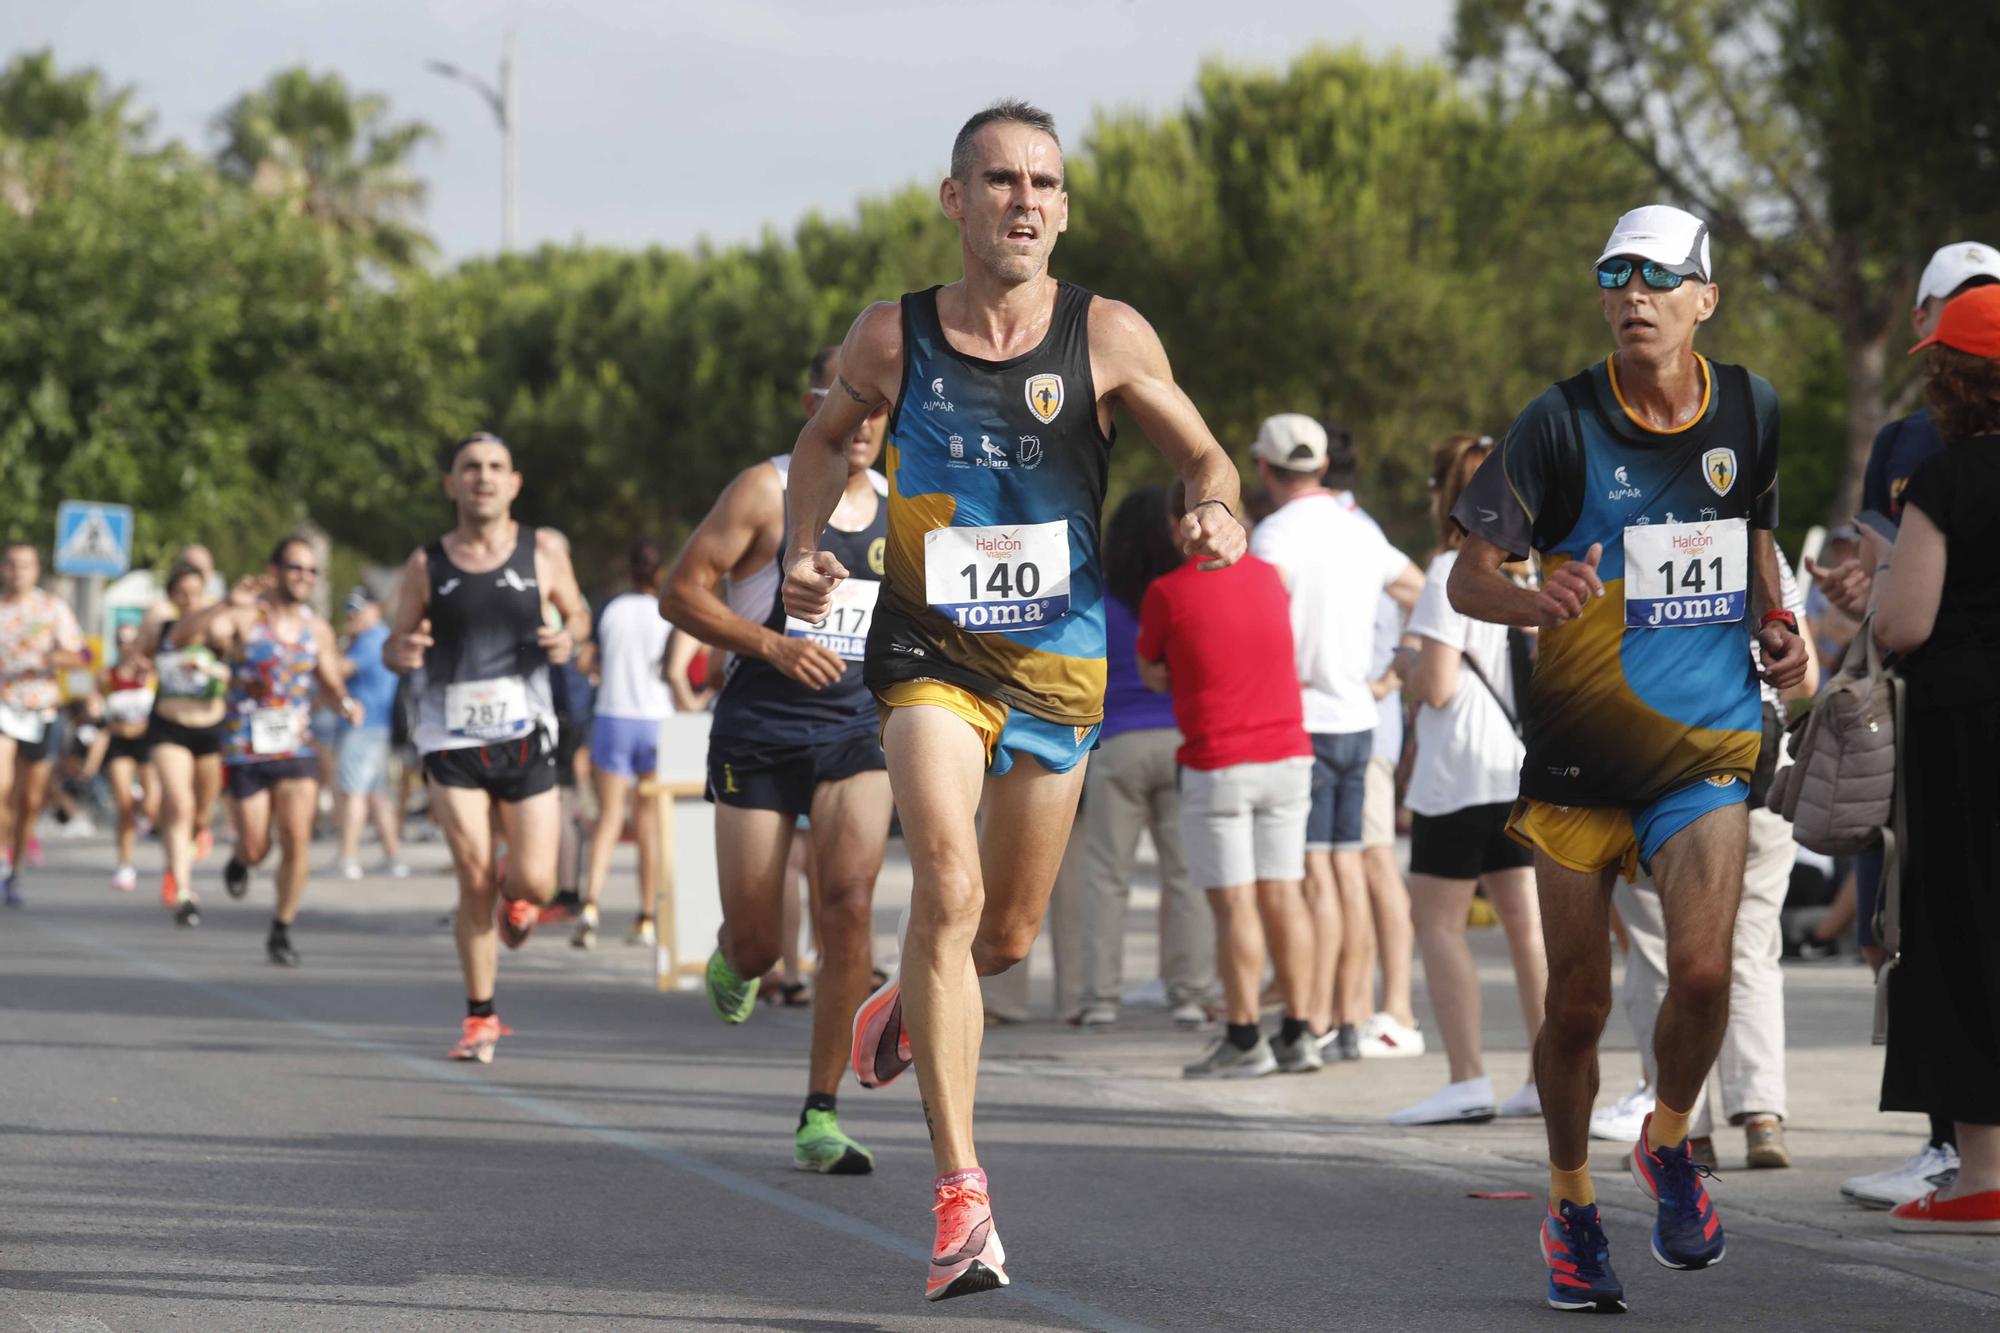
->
xmin=1193 ymin=498 xmax=1235 ymax=520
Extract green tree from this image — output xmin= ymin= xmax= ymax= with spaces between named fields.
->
xmin=214 ymin=67 xmax=436 ymax=268
xmin=1061 ymin=48 xmax=1661 ymax=548
xmin=1453 ymin=0 xmax=2000 ymax=520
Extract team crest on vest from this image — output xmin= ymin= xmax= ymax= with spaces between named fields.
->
xmin=1025 ymin=373 xmax=1064 ymax=424
xmin=1701 ymin=447 xmax=1737 ymax=497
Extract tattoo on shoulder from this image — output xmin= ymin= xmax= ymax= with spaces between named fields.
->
xmin=835 ymin=374 xmax=869 ymax=405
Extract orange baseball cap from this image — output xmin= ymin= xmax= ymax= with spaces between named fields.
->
xmin=1910 ymin=283 xmax=2000 ymax=357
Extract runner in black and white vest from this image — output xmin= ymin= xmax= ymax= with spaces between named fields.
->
xmin=383 ymin=431 xmax=591 ymax=1064
xmin=661 ymin=346 xmax=894 ymax=1176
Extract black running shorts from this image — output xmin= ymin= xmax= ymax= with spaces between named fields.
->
xmin=422 ymin=728 xmax=558 ymax=804
xmin=225 ymin=755 xmax=319 ymax=801
xmin=705 ymin=730 xmax=885 ymax=818
xmin=105 ymin=732 xmax=153 ymax=766
xmin=149 ymin=715 xmax=224 ymax=759
xmin=1408 ymin=801 xmax=1536 ymax=880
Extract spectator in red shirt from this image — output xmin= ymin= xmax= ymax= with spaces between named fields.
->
xmin=1137 ymin=482 xmax=1318 ymax=1080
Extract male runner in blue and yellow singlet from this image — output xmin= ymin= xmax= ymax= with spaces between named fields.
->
xmin=1449 ymin=205 xmax=1809 ymax=1313
xmin=781 ymin=100 xmax=1245 ymax=1302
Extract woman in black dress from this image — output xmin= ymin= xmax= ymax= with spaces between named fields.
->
xmin=1872 ymin=282 xmax=2000 ymax=1233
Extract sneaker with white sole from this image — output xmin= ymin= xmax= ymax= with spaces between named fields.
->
xmin=1589 ymin=1081 xmax=1656 ymax=1143
xmin=339 ymin=861 xmax=364 ymax=881
xmin=1073 ymin=1002 xmax=1117 ymax=1028
xmin=1271 ymin=1028 xmax=1326 ymax=1074
xmin=1498 ymin=1081 xmax=1543 ymax=1118
xmin=1389 ymin=1076 xmax=1498 ymax=1126
xmin=1842 ymin=1141 xmax=1960 ymax=1209
xmin=1170 ymin=1000 xmax=1212 ymax=1029
xmin=1182 ymin=1035 xmax=1278 ymax=1079
xmin=1356 ymin=1011 xmax=1426 ymax=1059
xmin=111 ymin=864 xmax=137 ymax=893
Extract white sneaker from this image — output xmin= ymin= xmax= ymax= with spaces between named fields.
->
xmin=339 ymin=861 xmax=364 ymax=881
xmin=111 ymin=864 xmax=137 ymax=893
xmin=1588 ymin=1081 xmax=1655 ymax=1142
xmin=1389 ymin=1076 xmax=1497 ymax=1126
xmin=1170 ymin=1001 xmax=1212 ymax=1030
xmin=1357 ymin=1011 xmax=1426 ymax=1059
xmin=1498 ymin=1081 xmax=1543 ymax=1118
xmin=1074 ymin=1002 xmax=1118 ymax=1028
xmin=380 ymin=861 xmax=410 ymax=879
xmin=1842 ymin=1141 xmax=1961 ymax=1209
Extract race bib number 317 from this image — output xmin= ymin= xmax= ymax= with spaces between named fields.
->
xmin=923 ymin=521 xmax=1071 ymax=633
xmin=1622 ymin=518 xmax=1748 ymax=628
xmin=785 ymin=578 xmax=879 ymax=661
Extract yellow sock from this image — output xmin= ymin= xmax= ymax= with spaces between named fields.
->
xmin=1550 ymin=1161 xmax=1595 ymax=1208
xmin=1647 ymin=1099 xmax=1692 ymax=1152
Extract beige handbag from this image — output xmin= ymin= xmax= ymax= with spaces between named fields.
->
xmin=1767 ymin=613 xmax=1900 ymax=857
xmin=1764 ymin=613 xmax=1906 ymax=1043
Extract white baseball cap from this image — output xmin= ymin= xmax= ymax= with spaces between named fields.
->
xmin=1594 ymin=204 xmax=1712 ymax=282
xmin=1915 ymin=241 xmax=2000 ymax=307
xmin=1251 ymin=414 xmax=1328 ymax=472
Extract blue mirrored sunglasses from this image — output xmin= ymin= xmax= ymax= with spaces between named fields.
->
xmin=1597 ymin=257 xmax=1693 ymax=291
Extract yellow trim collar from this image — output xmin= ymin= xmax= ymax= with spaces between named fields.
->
xmin=1606 ymin=353 xmax=1710 ymax=436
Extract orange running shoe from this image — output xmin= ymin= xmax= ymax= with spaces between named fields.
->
xmin=448 ymin=1014 xmax=513 ymax=1063
xmin=195 ymin=827 xmax=214 ymax=861
xmin=498 ymin=897 xmax=539 ymax=949
xmin=850 ymin=971 xmax=911 ymax=1089
xmin=926 ymin=1170 xmax=1008 ymax=1302
xmin=160 ymin=869 xmax=179 ymax=908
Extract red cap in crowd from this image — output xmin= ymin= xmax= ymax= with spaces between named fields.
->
xmin=1910 ymin=283 xmax=2000 ymax=357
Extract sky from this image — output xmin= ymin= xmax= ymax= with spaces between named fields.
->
xmin=24 ymin=0 xmax=1453 ymax=263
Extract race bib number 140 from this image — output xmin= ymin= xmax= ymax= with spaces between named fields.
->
xmin=923 ymin=521 xmax=1071 ymax=633
xmin=1623 ymin=518 xmax=1748 ymax=628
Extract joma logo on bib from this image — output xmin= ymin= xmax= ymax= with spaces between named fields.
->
xmin=1643 ymin=596 xmax=1737 ymax=627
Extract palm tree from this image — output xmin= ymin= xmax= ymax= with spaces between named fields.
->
xmin=0 ymin=50 xmax=150 ymax=218
xmin=214 ymin=68 xmax=436 ymax=268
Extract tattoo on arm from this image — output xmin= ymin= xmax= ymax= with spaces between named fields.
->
xmin=836 ymin=374 xmax=869 ymax=405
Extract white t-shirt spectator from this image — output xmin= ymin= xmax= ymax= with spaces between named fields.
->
xmin=1405 ymin=549 xmax=1524 ymax=816
xmin=1251 ymin=490 xmax=1412 ymax=736
xmin=593 ymin=591 xmax=675 ymax=720
xmin=1333 ymin=492 xmax=1408 ymax=761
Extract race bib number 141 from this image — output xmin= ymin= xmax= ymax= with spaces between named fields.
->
xmin=1622 ymin=518 xmax=1748 ymax=628
xmin=923 ymin=521 xmax=1071 ymax=633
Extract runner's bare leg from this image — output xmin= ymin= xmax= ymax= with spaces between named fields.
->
xmin=806 ymin=769 xmax=893 ymax=1094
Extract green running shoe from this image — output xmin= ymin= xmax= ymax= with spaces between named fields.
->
xmin=705 ymin=950 xmax=758 ymax=1024
xmin=794 ymin=1108 xmax=875 ymax=1175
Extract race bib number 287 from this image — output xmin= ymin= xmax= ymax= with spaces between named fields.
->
xmin=1622 ymin=518 xmax=1748 ymax=628
xmin=923 ymin=521 xmax=1071 ymax=633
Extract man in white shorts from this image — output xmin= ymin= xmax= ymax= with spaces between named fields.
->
xmin=1138 ymin=483 xmax=1319 ymax=1077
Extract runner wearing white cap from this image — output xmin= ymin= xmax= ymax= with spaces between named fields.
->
xmin=1449 ymin=202 xmax=1808 ymax=1311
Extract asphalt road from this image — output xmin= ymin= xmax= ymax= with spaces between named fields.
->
xmin=3 ymin=831 xmax=1997 ymax=1332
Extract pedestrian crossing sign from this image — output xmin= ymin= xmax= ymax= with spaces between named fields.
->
xmin=53 ymin=501 xmax=134 ymax=577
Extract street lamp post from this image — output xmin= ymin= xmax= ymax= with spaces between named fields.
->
xmin=427 ymin=29 xmax=518 ymax=253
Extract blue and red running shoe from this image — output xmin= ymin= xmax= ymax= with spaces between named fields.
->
xmin=1541 ymin=1198 xmax=1625 ymax=1313
xmin=1629 ymin=1112 xmax=1726 ymax=1270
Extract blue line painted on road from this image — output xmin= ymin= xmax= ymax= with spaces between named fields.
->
xmin=29 ymin=917 xmax=1154 ymax=1333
